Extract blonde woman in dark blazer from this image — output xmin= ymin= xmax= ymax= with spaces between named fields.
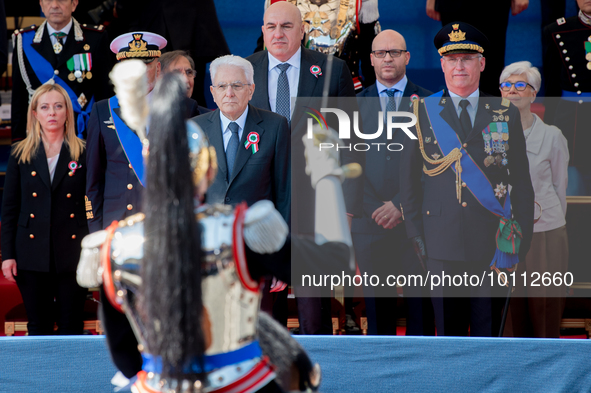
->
xmin=1 ymin=84 xmax=89 ymax=335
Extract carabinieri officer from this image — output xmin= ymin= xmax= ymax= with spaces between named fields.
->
xmin=400 ymin=22 xmax=534 ymax=337
xmin=11 ymin=0 xmax=112 ymax=143
xmin=543 ymin=0 xmax=591 ymax=195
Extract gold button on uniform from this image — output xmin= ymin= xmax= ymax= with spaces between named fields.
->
xmin=29 ymin=234 xmax=34 ymax=239
xmin=127 ymin=184 xmax=133 ymax=190
xmin=129 ymin=164 xmax=133 ymax=169
xmin=30 ymin=214 xmax=35 ymax=218
xmin=66 ymin=193 xmax=72 ymax=198
xmin=462 ymin=143 xmax=468 ymax=148
xmin=426 ymin=211 xmax=430 ymax=215
xmin=462 ymin=182 xmax=467 ymax=187
xmin=462 ymin=202 xmax=468 ymax=207
xmin=32 ymin=192 xmax=37 ymax=197
xmin=31 ymin=171 xmax=36 ymax=176
xmin=70 ymin=213 xmax=75 ymax=218
xmin=127 ymin=204 xmax=133 ymax=210
xmin=72 ymin=235 xmax=76 ymax=239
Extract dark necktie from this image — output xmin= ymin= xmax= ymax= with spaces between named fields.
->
xmin=226 ymin=122 xmax=240 ymax=181
xmin=458 ymin=99 xmax=472 ymax=140
xmin=385 ymin=89 xmax=398 ymax=112
xmin=52 ymin=31 xmax=67 ymax=55
xmin=276 ymin=63 xmax=291 ymax=124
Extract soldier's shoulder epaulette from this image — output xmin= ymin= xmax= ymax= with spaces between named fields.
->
xmin=12 ymin=24 xmax=37 ymax=36
xmin=80 ymin=23 xmax=106 ymax=32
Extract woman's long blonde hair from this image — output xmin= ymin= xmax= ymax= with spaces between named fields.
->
xmin=12 ymin=84 xmax=85 ymax=164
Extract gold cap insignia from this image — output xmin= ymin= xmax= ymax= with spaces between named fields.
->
xmin=449 ymin=24 xmax=466 ymax=42
xmin=129 ymin=34 xmax=148 ymax=52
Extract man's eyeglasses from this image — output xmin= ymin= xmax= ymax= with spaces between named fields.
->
xmin=442 ymin=55 xmax=482 ymax=66
xmin=172 ymin=68 xmax=196 ymax=79
xmin=499 ymin=81 xmax=535 ymax=92
xmin=372 ymin=49 xmax=407 ymax=58
xmin=181 ymin=68 xmax=197 ymax=79
xmin=213 ymin=82 xmax=252 ymax=92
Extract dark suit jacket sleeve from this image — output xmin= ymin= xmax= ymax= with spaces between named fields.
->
xmin=1 ymin=151 xmax=21 ymax=260
xmin=506 ymin=107 xmax=535 ymax=262
xmin=400 ymin=124 xmax=424 ymax=239
xmin=10 ymin=39 xmax=28 ymax=144
xmin=86 ymin=104 xmax=105 ymax=232
xmin=274 ymin=117 xmax=291 ymax=224
xmin=338 ymin=60 xmax=365 ymax=218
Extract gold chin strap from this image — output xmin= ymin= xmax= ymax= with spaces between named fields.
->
xmin=413 ymin=99 xmax=463 ymax=204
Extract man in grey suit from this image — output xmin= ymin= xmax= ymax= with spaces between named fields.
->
xmin=192 ymin=55 xmax=290 ymax=223
xmin=354 ymin=30 xmax=434 ymax=335
xmin=246 ymin=1 xmax=362 ymax=335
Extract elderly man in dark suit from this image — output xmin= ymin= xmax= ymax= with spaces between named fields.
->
xmin=354 ymin=29 xmax=434 ymax=336
xmin=246 ymin=1 xmax=361 ymax=335
xmin=192 ymin=55 xmax=290 ymax=222
xmin=400 ymin=22 xmax=534 ymax=336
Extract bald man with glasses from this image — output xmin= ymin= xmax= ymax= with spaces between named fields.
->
xmin=353 ymin=29 xmax=434 ymax=336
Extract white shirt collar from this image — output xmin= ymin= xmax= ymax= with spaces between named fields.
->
xmin=220 ymin=105 xmax=249 ymax=134
xmin=268 ymin=47 xmax=302 ymax=72
xmin=46 ymin=18 xmax=73 ymax=38
xmin=448 ymin=88 xmax=479 ymax=112
xmin=376 ymin=75 xmax=408 ymax=95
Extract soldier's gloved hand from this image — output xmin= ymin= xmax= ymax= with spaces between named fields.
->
xmin=411 ymin=236 xmax=427 ymax=272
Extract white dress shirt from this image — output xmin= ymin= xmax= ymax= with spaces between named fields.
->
xmin=46 ymin=19 xmax=72 ymax=46
xmin=267 ymin=48 xmax=301 ymax=116
xmin=220 ymin=106 xmax=249 ymax=151
xmin=449 ymin=88 xmax=479 ymax=127
xmin=376 ymin=75 xmax=407 ymax=114
xmin=47 ymin=154 xmax=60 ymax=183
xmin=524 ymin=114 xmax=569 ymax=232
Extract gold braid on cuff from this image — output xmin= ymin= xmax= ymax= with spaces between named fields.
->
xmin=413 ymin=99 xmax=463 ymax=204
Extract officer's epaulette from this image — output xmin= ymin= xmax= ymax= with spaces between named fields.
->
xmin=80 ymin=23 xmax=105 ymax=32
xmin=12 ymin=24 xmax=37 ymax=36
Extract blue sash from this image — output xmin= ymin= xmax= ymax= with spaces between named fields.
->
xmin=21 ymin=30 xmax=94 ymax=138
xmin=108 ymin=96 xmax=145 ymax=186
xmin=423 ymin=90 xmax=518 ymax=268
xmin=561 ymin=90 xmax=591 ymax=102
xmin=141 ymin=340 xmax=263 ymax=374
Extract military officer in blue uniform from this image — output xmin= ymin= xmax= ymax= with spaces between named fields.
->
xmin=543 ymin=0 xmax=591 ymax=195
xmin=400 ymin=22 xmax=534 ymax=337
xmin=85 ymin=31 xmax=167 ymax=234
xmin=11 ymin=0 xmax=113 ymax=143
xmin=85 ymin=31 xmax=167 ymax=378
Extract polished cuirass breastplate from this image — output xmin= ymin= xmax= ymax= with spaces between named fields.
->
xmin=197 ymin=203 xmax=262 ymax=355
xmin=105 ymin=203 xmax=263 ymax=358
